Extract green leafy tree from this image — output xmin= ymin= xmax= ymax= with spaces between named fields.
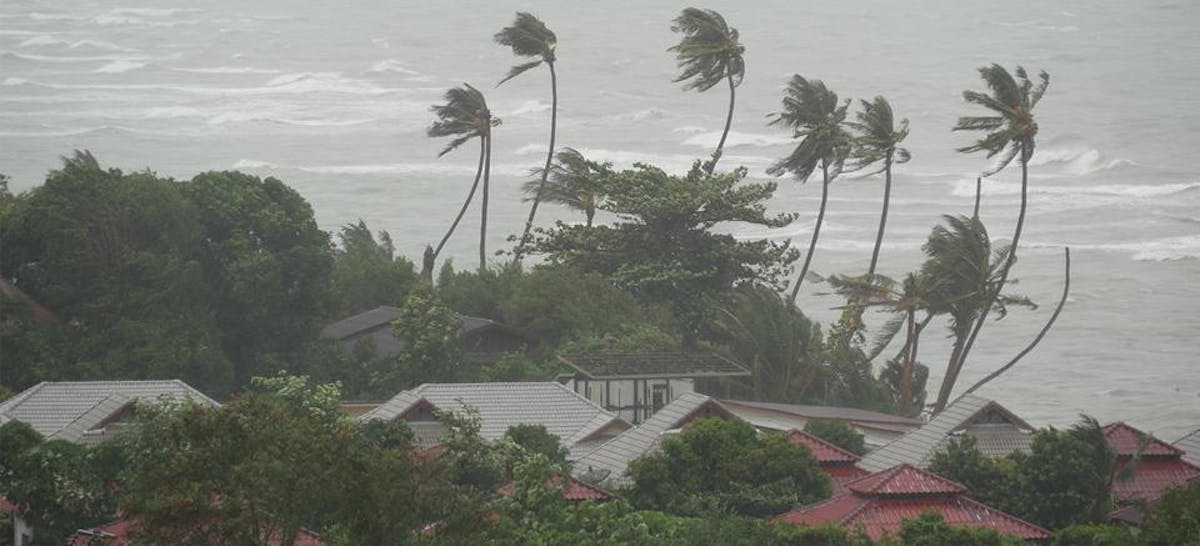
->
xmin=803 ymin=420 xmax=866 ymax=456
xmin=329 ymin=220 xmax=417 ymax=317
xmin=495 ymin=12 xmax=561 ymax=262
xmin=846 ymin=96 xmax=910 ymax=276
xmin=427 ymin=84 xmax=501 ymax=274
xmin=1140 ymin=481 xmax=1200 ymax=546
xmin=626 ymin=418 xmax=830 ymax=517
xmin=1052 ymin=524 xmax=1140 ymax=546
xmin=884 ymin=513 xmax=1024 ymax=546
xmin=767 ymin=76 xmax=852 ymax=301
xmin=504 ymin=424 xmax=569 ymax=466
xmin=370 ymin=286 xmax=464 ymax=393
xmin=521 ymin=148 xmax=611 ymax=227
xmin=530 ymin=162 xmax=798 ymax=347
xmin=928 ymin=435 xmax=1012 ymax=509
xmin=668 ymin=8 xmax=745 ymax=171
xmin=948 ymin=64 xmax=1049 ymax=409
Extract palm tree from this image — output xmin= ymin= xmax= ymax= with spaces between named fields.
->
xmin=767 ymin=75 xmax=851 ymax=303
xmin=921 ymin=215 xmax=1033 ymax=413
xmin=520 ymin=147 xmax=611 ymax=227
xmin=941 ymin=64 xmax=1049 ymax=409
xmin=427 ymin=84 xmax=500 ymax=273
xmin=495 ymin=12 xmax=559 ymax=262
xmin=668 ymin=7 xmax=745 ymax=172
xmin=846 ymin=96 xmax=911 ymax=277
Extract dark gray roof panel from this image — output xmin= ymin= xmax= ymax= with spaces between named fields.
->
xmin=560 ymin=352 xmax=750 ymax=379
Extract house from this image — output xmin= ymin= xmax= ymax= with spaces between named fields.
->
xmin=786 ymin=429 xmax=869 ymax=490
xmin=67 ymin=518 xmax=326 ymax=545
xmin=556 ymin=352 xmax=749 ymax=424
xmin=320 ymin=306 xmax=529 ymax=365
xmin=2 ymin=496 xmax=31 ymax=546
xmin=772 ymin=464 xmax=1052 ymax=543
xmin=722 ymin=399 xmax=921 ymax=450
xmin=1104 ymin=422 xmax=1200 ymax=524
xmin=0 ymin=380 xmax=219 ymax=445
xmin=498 ymin=474 xmax=615 ymax=503
xmin=1174 ymin=428 xmax=1200 ymax=467
xmin=857 ymin=394 xmax=1034 ymax=473
xmin=571 ymin=393 xmax=734 ymax=487
xmin=358 ymin=382 xmax=630 ymax=460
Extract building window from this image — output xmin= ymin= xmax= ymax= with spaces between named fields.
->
xmin=651 ymin=384 xmax=668 ymax=413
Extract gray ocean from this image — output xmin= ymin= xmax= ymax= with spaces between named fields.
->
xmin=2 ymin=0 xmax=1197 ymax=439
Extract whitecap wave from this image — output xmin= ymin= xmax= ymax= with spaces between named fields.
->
xmin=95 ymin=60 xmax=146 ymax=73
xmin=671 ymin=125 xmax=707 ymax=134
xmin=7 ymin=73 xmax=397 ymax=96
xmin=950 ymin=179 xmax=1200 ymax=199
xmin=232 ymin=159 xmax=529 ymax=177
xmin=607 ymin=108 xmax=667 ymax=123
xmin=207 ymin=111 xmax=375 ymax=127
xmin=172 ymin=66 xmax=281 ymax=74
xmin=108 ymin=7 xmax=203 ymax=16
xmin=368 ymin=59 xmax=420 ymax=75
xmin=1 ymin=50 xmax=152 ymax=63
xmin=507 ymin=100 xmax=551 ymax=117
xmin=682 ymin=130 xmax=792 ymax=149
xmin=1025 ymin=145 xmax=1137 ymax=175
xmin=142 ymin=106 xmax=205 ymax=119
xmin=1026 ymin=235 xmax=1200 ymax=262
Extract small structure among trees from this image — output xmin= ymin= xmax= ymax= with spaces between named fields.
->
xmin=557 ymin=352 xmax=749 ymax=424
xmin=1104 ymin=422 xmax=1200 ymax=524
xmin=786 ymin=429 xmax=868 ymax=490
xmin=320 ymin=305 xmax=528 ymax=366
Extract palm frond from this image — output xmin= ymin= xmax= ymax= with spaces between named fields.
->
xmin=427 ymin=83 xmax=492 ymax=157
xmin=494 ymin=12 xmax=557 ymax=61
xmin=498 ymin=60 xmax=544 ymax=86
xmin=669 ymin=8 xmax=744 ymax=92
xmin=955 ymin=64 xmax=1050 ymax=175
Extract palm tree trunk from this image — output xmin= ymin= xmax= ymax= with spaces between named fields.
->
xmin=514 ymin=62 xmax=558 ymax=263
xmin=789 ymin=161 xmax=829 ymax=304
xmin=433 ymin=138 xmax=486 ymax=259
xmin=972 ymin=176 xmax=982 ymax=219
xmin=932 ymin=156 xmax=1029 ymax=413
xmin=933 ymin=321 xmax=971 ymax=412
xmin=901 ymin=309 xmax=916 ymax=415
xmin=867 ymin=154 xmax=893 ymax=276
xmin=479 ymin=132 xmax=492 ymax=272
xmin=707 ymin=73 xmax=736 ymax=174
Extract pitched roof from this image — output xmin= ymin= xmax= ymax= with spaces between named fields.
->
xmin=1175 ymin=428 xmax=1200 ymax=466
xmin=0 ymin=380 xmax=218 ymax=441
xmin=857 ymin=394 xmax=1032 ymax=472
xmin=498 ymin=474 xmax=615 ymax=502
xmin=559 ymin=352 xmax=749 ymax=379
xmin=722 ymin=399 xmax=920 ymax=435
xmin=359 ymin=382 xmax=629 ymax=455
xmin=571 ymin=393 xmax=732 ymax=486
xmin=320 ymin=306 xmax=502 ymax=340
xmin=787 ymin=429 xmax=861 ymax=464
xmin=1104 ymin=422 xmax=1184 ymax=457
xmin=773 ymin=464 xmax=1051 ymax=542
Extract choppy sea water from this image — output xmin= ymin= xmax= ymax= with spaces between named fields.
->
xmin=1 ymin=0 xmax=1197 ymax=439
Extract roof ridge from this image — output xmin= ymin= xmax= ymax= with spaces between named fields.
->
xmin=957 ymin=495 xmax=1052 ymax=537
xmin=0 ymin=381 xmax=47 ymax=415
xmin=788 ymin=429 xmax=861 ymax=462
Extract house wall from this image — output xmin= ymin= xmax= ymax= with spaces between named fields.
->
xmin=565 ymin=377 xmax=695 ymax=424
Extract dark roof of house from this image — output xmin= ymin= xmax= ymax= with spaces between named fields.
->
xmin=0 ymin=380 xmax=218 ymax=442
xmin=558 ymin=352 xmax=750 ymax=380
xmin=320 ymin=306 xmax=503 ymax=341
xmin=858 ymin=394 xmax=1033 ymax=472
xmin=773 ymin=464 xmax=1051 ymax=542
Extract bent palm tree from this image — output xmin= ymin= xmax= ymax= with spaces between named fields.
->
xmin=427 ymin=84 xmax=500 ymax=273
xmin=496 ymin=12 xmax=559 ymax=262
xmin=520 ymin=147 xmax=611 ymax=227
xmin=669 ymin=7 xmax=745 ymax=172
xmin=938 ymin=64 xmax=1049 ymax=411
xmin=767 ymin=75 xmax=851 ymax=303
xmin=846 ymin=96 xmax=911 ymax=276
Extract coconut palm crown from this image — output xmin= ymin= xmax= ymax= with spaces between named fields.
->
xmin=494 ymin=12 xmax=557 ymax=85
xmin=953 ymin=64 xmax=1048 ymax=175
xmin=669 ymin=7 xmax=744 ymax=169
xmin=521 ymin=147 xmax=611 ymax=227
xmin=847 ymin=96 xmax=911 ymax=276
xmin=427 ymin=84 xmax=500 ymax=157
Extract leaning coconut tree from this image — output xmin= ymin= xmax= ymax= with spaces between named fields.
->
xmin=426 ymin=84 xmax=500 ymax=274
xmin=496 ymin=12 xmax=559 ymax=262
xmin=767 ymin=75 xmax=852 ymax=303
xmin=521 ymin=147 xmax=611 ymax=227
xmin=846 ymin=96 xmax=910 ymax=277
xmin=668 ymin=7 xmax=745 ymax=172
xmin=934 ymin=64 xmax=1049 ymax=412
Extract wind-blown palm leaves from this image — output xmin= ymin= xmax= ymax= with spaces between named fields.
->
xmin=847 ymin=96 xmax=911 ymax=276
xmin=669 ymin=7 xmax=745 ymax=172
xmin=938 ymin=64 xmax=1049 ymax=411
xmin=767 ymin=75 xmax=851 ymax=303
xmin=520 ymin=147 xmax=611 ymax=227
xmin=495 ymin=12 xmax=560 ymax=262
xmin=426 ymin=84 xmax=500 ymax=273
xmin=921 ymin=215 xmax=1034 ymax=413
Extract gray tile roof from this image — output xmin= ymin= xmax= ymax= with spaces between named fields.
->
xmin=559 ymin=352 xmax=750 ymax=379
xmin=720 ymin=399 xmax=921 ymax=433
xmin=1175 ymin=429 xmax=1200 ymax=467
xmin=320 ymin=306 xmax=500 ymax=341
xmin=571 ymin=393 xmax=732 ymax=486
xmin=857 ymin=394 xmax=1033 ymax=473
xmin=0 ymin=380 xmax=219 ymax=441
xmin=359 ymin=382 xmax=630 ymax=454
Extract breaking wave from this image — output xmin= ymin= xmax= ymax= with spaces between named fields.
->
xmin=172 ymin=66 xmax=281 ymax=74
xmin=682 ymin=130 xmax=792 ymax=149
xmin=951 ymin=179 xmax=1200 ymax=199
xmin=95 ymin=60 xmax=146 ymax=73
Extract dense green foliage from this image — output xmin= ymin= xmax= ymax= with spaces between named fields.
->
xmin=504 ymin=424 xmax=569 ymax=465
xmin=803 ymin=419 xmax=866 ymax=456
xmin=626 ymin=418 xmax=831 ymax=517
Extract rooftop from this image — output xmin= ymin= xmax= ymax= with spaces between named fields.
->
xmin=786 ymin=429 xmax=861 ymax=465
xmin=559 ymin=352 xmax=749 ymax=380
xmin=320 ymin=306 xmax=501 ymax=340
xmin=1175 ymin=428 xmax=1200 ymax=467
xmin=1104 ymin=422 xmax=1184 ymax=458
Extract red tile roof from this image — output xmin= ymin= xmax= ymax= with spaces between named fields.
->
xmin=826 ymin=465 xmax=871 ymax=489
xmin=0 ymin=495 xmax=20 ymax=513
xmin=1112 ymin=458 xmax=1200 ymax=503
xmin=787 ymin=429 xmax=861 ymax=464
xmin=1104 ymin=422 xmax=1183 ymax=457
xmin=498 ymin=474 xmax=614 ymax=502
xmin=773 ymin=465 xmax=1051 ymax=542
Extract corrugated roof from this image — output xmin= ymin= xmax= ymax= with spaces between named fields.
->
xmin=1104 ymin=422 xmax=1184 ymax=457
xmin=0 ymin=380 xmax=219 ymax=440
xmin=773 ymin=464 xmax=1051 ymax=541
xmin=571 ymin=393 xmax=732 ymax=486
xmin=559 ymin=352 xmax=749 ymax=379
xmin=857 ymin=394 xmax=1032 ymax=473
xmin=359 ymin=382 xmax=629 ymax=456
xmin=1175 ymin=428 xmax=1200 ymax=466
xmin=787 ymin=429 xmax=861 ymax=464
